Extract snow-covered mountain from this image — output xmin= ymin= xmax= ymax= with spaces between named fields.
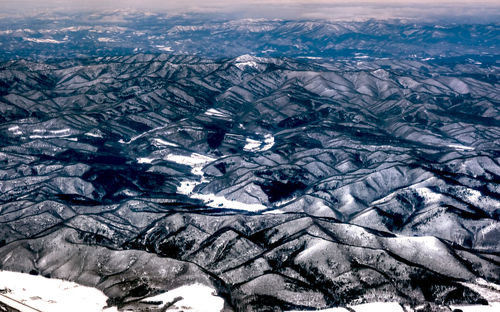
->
xmin=0 ymin=13 xmax=498 ymax=61
xmin=0 ymin=52 xmax=499 ymax=311
xmin=0 ymin=10 xmax=499 ymax=312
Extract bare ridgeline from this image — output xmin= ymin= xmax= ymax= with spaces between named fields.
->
xmin=0 ymin=13 xmax=499 ymax=312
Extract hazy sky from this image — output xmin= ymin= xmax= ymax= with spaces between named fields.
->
xmin=2 ymin=0 xmax=499 ymax=21
xmin=3 ymin=1 xmax=499 ymax=9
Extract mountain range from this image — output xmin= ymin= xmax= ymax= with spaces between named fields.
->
xmin=0 ymin=12 xmax=499 ymax=312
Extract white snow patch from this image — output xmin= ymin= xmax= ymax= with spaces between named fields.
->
xmin=235 ymin=61 xmax=258 ymax=69
xmin=97 ymin=37 xmax=115 ymax=42
xmin=464 ymin=189 xmax=483 ymax=206
xmin=288 ymin=308 xmax=348 ymax=312
xmin=235 ymin=54 xmax=257 ymax=62
xmin=299 ymin=56 xmax=323 ymax=60
xmin=137 ymin=157 xmax=155 ymax=164
xmin=244 ymin=134 xmax=274 ymax=152
xmin=344 ymin=193 xmax=355 ymax=205
xmin=7 ymin=126 xmax=22 ymax=136
xmin=165 ymin=153 xmax=215 ymax=176
xmin=153 ymin=138 xmax=178 ymax=147
xmin=262 ymin=135 xmax=275 ymax=151
xmin=349 ymin=302 xmax=404 ymax=312
xmin=191 ymin=193 xmax=267 ymax=212
xmin=155 ymin=45 xmax=173 ymax=52
xmin=121 ymin=189 xmax=138 ymax=196
xmin=235 ymin=54 xmax=262 ymax=69
xmin=404 ymin=236 xmax=444 ymax=253
xmin=204 ymin=108 xmax=230 ymax=118
xmin=140 ymin=283 xmax=224 ymax=312
xmin=23 ymin=37 xmax=64 ymax=44
xmin=30 ymin=129 xmax=71 ymax=139
xmin=449 ymin=303 xmax=500 ymax=312
xmin=0 ymin=270 xmax=117 ymax=312
xmin=287 ymin=302 xmax=405 ymax=312
xmin=448 ymin=144 xmax=475 ymax=151
xmin=166 ymin=153 xmax=215 ymax=196
xmin=30 ymin=134 xmax=71 ymax=139
xmin=243 ymin=138 xmax=262 ymax=151
xmin=50 ymin=129 xmax=71 ymax=134
xmin=169 ymin=152 xmax=267 ymax=212
xmin=263 ymin=209 xmax=286 ymax=214
xmin=178 ymin=180 xmax=200 ymax=195
xmin=274 ymin=196 xmax=297 ymax=207
xmin=85 ymin=132 xmax=103 ymax=138
xmin=178 ymin=180 xmax=267 ymax=212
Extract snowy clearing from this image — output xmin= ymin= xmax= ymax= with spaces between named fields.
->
xmin=0 ymin=270 xmax=117 ymax=312
xmin=168 ymin=152 xmax=268 ymax=212
xmin=140 ymin=283 xmax=224 ymax=312
xmin=165 ymin=153 xmax=216 ymax=176
xmin=243 ymin=134 xmax=274 ymax=152
xmin=192 ymin=192 xmax=267 ymax=212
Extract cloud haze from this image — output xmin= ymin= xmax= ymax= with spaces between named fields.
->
xmin=1 ymin=0 xmax=499 ymax=21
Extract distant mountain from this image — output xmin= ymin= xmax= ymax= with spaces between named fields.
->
xmin=0 ymin=12 xmax=498 ymax=61
xmin=0 ymin=51 xmax=498 ymax=311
